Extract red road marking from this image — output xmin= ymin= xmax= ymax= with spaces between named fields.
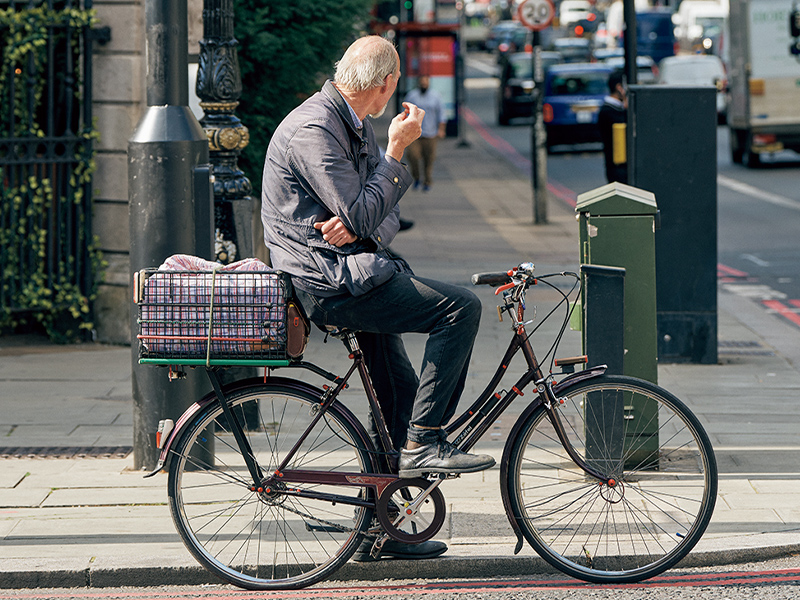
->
xmin=3 ymin=569 xmax=800 ymax=599
xmin=763 ymin=299 xmax=800 ymax=327
xmin=717 ymin=263 xmax=749 ymax=278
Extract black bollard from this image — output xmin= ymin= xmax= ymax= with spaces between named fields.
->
xmin=128 ymin=0 xmax=213 ymax=470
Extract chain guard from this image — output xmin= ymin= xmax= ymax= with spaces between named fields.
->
xmin=376 ymin=477 xmax=446 ymax=544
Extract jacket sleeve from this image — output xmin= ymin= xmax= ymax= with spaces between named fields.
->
xmin=285 ymin=121 xmax=412 ymax=243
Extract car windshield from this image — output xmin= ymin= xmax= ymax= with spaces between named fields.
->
xmin=548 ymin=72 xmax=608 ymax=96
xmin=696 ymin=16 xmax=724 ymax=36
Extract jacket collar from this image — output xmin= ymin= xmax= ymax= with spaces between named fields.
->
xmin=323 ymin=80 xmax=364 ymax=140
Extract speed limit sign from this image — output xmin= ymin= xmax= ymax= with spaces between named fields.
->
xmin=517 ymin=0 xmax=555 ymax=31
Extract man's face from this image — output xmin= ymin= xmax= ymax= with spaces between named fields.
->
xmin=418 ymin=76 xmax=430 ymax=92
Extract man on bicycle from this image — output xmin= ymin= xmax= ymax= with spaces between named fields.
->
xmin=261 ymin=35 xmax=495 ymax=559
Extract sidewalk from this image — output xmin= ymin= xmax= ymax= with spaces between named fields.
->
xmin=2 ymin=118 xmax=800 ymax=588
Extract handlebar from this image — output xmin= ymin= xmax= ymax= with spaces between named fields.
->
xmin=471 ymin=272 xmax=512 ymax=286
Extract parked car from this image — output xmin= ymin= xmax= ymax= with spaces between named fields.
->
xmin=558 ymin=0 xmax=593 ymax=26
xmin=635 ymin=9 xmax=677 ymax=64
xmin=657 ymin=54 xmax=728 ymax=123
xmin=603 ymin=55 xmax=659 ymax=84
xmin=552 ymin=37 xmax=593 ymax=63
xmin=496 ymin=25 xmax=531 ymax=63
xmin=497 ymin=51 xmax=564 ymax=125
xmin=542 ymin=63 xmax=613 ymax=150
xmin=593 ymin=47 xmax=624 ymax=62
xmin=486 ymin=21 xmax=521 ymax=52
xmin=485 ymin=20 xmax=524 ymax=53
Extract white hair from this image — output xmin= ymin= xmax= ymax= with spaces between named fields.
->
xmin=334 ymin=36 xmax=398 ymax=92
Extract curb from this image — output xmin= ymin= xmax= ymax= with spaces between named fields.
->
xmin=3 ymin=542 xmax=800 ymax=589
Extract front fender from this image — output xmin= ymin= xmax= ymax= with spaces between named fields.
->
xmin=143 ymin=376 xmax=331 ymax=478
xmin=498 ymin=364 xmax=607 ymax=551
xmin=551 ymin=364 xmax=606 ymax=395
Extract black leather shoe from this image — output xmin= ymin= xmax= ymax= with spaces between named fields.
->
xmin=398 ymin=218 xmax=415 ymax=231
xmin=352 ymin=538 xmax=447 ymax=562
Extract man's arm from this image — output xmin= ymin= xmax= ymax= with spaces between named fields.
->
xmin=288 ymin=115 xmax=416 ymax=243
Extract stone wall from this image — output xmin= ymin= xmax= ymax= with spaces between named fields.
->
xmin=91 ymin=0 xmax=205 ymax=345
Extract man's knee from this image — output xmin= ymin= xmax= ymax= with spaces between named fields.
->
xmin=453 ymin=288 xmax=482 ymax=328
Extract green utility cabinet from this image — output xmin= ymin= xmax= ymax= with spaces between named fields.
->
xmin=577 ymin=182 xmax=658 ymax=384
xmin=577 ymin=183 xmax=659 ymax=468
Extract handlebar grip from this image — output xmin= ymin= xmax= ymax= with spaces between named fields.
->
xmin=471 ymin=272 xmax=512 ymax=286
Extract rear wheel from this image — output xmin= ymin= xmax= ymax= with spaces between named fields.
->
xmin=743 ymin=133 xmax=761 ymax=168
xmin=730 ymin=129 xmax=743 ymax=164
xmin=167 ymin=382 xmax=375 ymax=590
xmin=506 ymin=375 xmax=717 ymax=583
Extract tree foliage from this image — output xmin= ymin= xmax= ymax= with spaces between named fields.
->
xmin=233 ymin=0 xmax=376 ymax=195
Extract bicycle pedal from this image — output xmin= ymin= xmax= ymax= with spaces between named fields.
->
xmin=370 ymin=534 xmax=389 ymax=559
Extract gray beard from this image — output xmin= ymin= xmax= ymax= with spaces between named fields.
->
xmin=369 ymin=102 xmax=388 ymax=119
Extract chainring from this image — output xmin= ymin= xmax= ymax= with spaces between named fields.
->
xmin=376 ymin=477 xmax=446 ymax=544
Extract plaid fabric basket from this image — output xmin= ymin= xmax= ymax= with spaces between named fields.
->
xmin=134 ymin=255 xmax=291 ymax=363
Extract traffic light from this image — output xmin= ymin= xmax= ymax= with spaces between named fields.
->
xmin=791 ymin=6 xmax=800 ymax=38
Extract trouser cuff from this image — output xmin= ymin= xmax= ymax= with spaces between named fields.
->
xmin=406 ymin=425 xmax=447 ymax=445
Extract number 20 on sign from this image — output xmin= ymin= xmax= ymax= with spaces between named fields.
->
xmin=518 ymin=0 xmax=555 ymax=31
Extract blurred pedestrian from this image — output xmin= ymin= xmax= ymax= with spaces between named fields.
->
xmin=404 ymin=75 xmax=447 ymax=191
xmin=598 ymin=69 xmax=628 ymax=184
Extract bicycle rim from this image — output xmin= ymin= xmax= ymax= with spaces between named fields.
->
xmin=507 ymin=375 xmax=717 ymax=583
xmin=167 ymin=383 xmax=374 ymax=590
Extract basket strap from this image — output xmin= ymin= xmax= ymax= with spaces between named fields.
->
xmin=206 ymin=266 xmax=222 ymax=367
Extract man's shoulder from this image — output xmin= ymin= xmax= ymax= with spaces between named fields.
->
xmin=272 ymin=91 xmax=344 ymax=143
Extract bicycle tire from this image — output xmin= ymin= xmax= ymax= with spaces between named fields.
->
xmin=167 ymin=381 xmax=375 ymax=590
xmin=505 ymin=374 xmax=717 ymax=583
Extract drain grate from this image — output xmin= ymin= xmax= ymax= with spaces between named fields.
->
xmin=718 ymin=340 xmax=775 ymax=356
xmin=0 ymin=446 xmax=132 ymax=459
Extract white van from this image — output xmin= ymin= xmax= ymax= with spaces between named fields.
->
xmin=658 ymin=54 xmax=728 ymax=122
xmin=673 ymin=1 xmax=729 ymax=56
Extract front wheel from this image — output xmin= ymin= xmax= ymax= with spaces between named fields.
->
xmin=505 ymin=375 xmax=717 ymax=583
xmin=167 ymin=381 xmax=375 ymax=590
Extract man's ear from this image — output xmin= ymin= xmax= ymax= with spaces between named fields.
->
xmin=381 ymin=72 xmax=393 ymax=94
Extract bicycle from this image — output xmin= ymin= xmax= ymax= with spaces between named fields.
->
xmin=136 ymin=261 xmax=717 ymax=590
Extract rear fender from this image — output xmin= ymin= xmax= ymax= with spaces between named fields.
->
xmin=498 ymin=364 xmax=606 ymax=551
xmin=143 ymin=376 xmax=346 ymax=477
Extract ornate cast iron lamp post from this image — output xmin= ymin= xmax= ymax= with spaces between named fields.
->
xmin=196 ymin=0 xmax=253 ymax=264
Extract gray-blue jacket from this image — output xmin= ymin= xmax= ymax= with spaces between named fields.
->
xmin=261 ymin=81 xmax=414 ymax=297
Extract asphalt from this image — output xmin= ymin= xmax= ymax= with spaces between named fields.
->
xmin=2 ymin=109 xmax=800 ymax=589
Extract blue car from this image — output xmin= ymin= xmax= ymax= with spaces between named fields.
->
xmin=542 ymin=63 xmax=613 ymax=151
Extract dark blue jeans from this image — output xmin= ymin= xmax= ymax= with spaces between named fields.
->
xmin=295 ymin=272 xmax=481 ymax=448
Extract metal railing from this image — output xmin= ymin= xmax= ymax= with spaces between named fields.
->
xmin=0 ymin=0 xmax=95 ymax=326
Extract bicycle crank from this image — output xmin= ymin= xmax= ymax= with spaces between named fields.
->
xmin=375 ymin=477 xmax=446 ymax=544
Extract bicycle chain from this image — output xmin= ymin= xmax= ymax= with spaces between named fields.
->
xmin=265 ymin=493 xmax=367 ymax=536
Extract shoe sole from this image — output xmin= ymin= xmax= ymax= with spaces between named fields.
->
xmin=397 ymin=459 xmax=496 ymax=479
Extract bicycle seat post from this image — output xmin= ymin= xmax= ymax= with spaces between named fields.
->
xmin=342 ymin=331 xmax=360 ymax=355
